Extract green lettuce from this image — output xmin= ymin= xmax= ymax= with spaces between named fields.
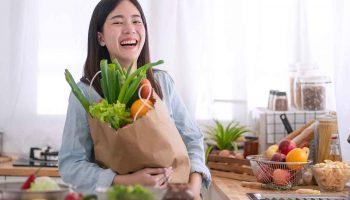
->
xmin=89 ymin=100 xmax=132 ymax=129
xmin=107 ymin=185 xmax=154 ymax=200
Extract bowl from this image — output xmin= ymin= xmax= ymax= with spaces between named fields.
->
xmin=312 ymin=162 xmax=350 ymax=192
xmin=0 ymin=181 xmax=70 ymax=200
xmin=247 ymin=155 xmax=311 ymax=190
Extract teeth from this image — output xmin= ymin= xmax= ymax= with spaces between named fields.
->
xmin=121 ymin=40 xmax=137 ymax=45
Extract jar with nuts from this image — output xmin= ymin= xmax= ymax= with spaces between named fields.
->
xmin=300 ymin=76 xmax=330 ymax=111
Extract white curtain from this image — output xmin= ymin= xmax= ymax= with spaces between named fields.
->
xmin=0 ymin=0 xmax=99 ymax=156
xmin=334 ymin=0 xmax=350 ymax=162
xmin=0 ymin=0 xmax=349 ymax=156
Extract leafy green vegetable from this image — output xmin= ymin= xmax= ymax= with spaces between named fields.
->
xmin=89 ymin=99 xmax=132 ymax=129
xmin=64 ymin=69 xmax=90 ymax=113
xmin=65 ymin=58 xmax=164 ymax=130
xmin=107 ymin=185 xmax=154 ymax=200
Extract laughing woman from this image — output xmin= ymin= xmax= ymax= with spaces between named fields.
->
xmin=58 ymin=0 xmax=211 ymax=198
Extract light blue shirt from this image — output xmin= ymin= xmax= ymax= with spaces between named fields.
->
xmin=58 ymin=70 xmax=211 ymax=194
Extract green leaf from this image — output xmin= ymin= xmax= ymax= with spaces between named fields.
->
xmin=204 ymin=119 xmax=250 ymax=151
xmin=100 ymin=60 xmax=111 ymax=103
xmin=118 ymin=60 xmax=163 ymax=103
xmin=205 ymin=145 xmax=214 ymax=163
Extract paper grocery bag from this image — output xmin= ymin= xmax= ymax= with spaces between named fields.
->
xmin=88 ymin=97 xmax=190 ymax=183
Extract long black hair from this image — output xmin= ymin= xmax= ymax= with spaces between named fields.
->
xmin=80 ymin=0 xmax=163 ymax=99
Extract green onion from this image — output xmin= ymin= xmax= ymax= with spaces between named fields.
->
xmin=117 ymin=60 xmax=164 ymax=104
xmin=64 ymin=69 xmax=90 ymax=113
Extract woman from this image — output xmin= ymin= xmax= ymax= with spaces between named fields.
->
xmin=58 ymin=0 xmax=211 ymax=198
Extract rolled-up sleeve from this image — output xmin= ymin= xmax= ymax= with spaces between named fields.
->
xmin=58 ymin=83 xmax=116 ymax=194
xmin=159 ymin=72 xmax=211 ymax=188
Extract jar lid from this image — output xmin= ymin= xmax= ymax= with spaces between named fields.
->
xmin=299 ymin=75 xmax=331 ymax=84
xmin=276 ymin=91 xmax=287 ymax=96
xmin=317 ymin=114 xmax=337 ymax=122
xmin=270 ymin=90 xmax=278 ymax=94
xmin=331 ymin=134 xmax=338 ymax=139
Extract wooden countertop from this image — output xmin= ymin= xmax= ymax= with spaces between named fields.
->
xmin=0 ymin=160 xmax=59 ymax=177
xmin=0 ymin=160 xmax=348 ymax=199
xmin=212 ymin=176 xmax=349 ymax=200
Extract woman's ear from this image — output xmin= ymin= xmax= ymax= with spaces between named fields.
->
xmin=97 ymin=32 xmax=106 ymax=46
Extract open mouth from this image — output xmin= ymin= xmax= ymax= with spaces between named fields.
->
xmin=120 ymin=39 xmax=138 ymax=47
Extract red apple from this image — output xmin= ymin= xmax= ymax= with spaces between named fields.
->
xmin=272 ymin=169 xmax=291 ymax=186
xmin=271 ymin=152 xmax=286 ymax=162
xmin=65 ymin=192 xmax=83 ymax=200
xmin=256 ymin=165 xmax=273 ymax=183
xmin=278 ymin=139 xmax=296 ymax=155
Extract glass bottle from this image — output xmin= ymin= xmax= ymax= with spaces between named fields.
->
xmin=328 ymin=134 xmax=342 ymax=161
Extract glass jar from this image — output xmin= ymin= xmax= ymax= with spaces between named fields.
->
xmin=293 ymin=63 xmax=319 ymax=110
xmin=329 ymin=134 xmax=342 ymax=162
xmin=300 ymin=76 xmax=330 ymax=111
xmin=274 ymin=91 xmax=288 ymax=111
xmin=316 ymin=114 xmax=338 ymax=163
xmin=289 ymin=68 xmax=297 ymax=108
xmin=268 ymin=90 xmax=278 ymax=110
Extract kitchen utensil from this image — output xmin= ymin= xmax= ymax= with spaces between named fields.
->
xmin=246 ymin=193 xmax=347 ymax=200
xmin=247 ymin=155 xmax=311 ymax=190
xmin=0 ymin=181 xmax=69 ymax=200
xmin=280 ymin=114 xmax=293 ymax=134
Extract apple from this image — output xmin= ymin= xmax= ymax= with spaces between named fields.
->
xmin=65 ymin=192 xmax=83 ymax=200
xmin=278 ymin=139 xmax=296 ymax=155
xmin=256 ymin=164 xmax=273 ymax=183
xmin=272 ymin=169 xmax=291 ymax=186
xmin=271 ymin=152 xmax=286 ymax=162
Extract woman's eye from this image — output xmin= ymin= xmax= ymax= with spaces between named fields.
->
xmin=113 ymin=21 xmax=123 ymax=25
xmin=133 ymin=20 xmax=142 ymax=24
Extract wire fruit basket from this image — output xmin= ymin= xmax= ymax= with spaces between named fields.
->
xmin=247 ymin=155 xmax=312 ymax=190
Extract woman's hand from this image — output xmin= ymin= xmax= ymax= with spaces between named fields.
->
xmin=113 ymin=167 xmax=172 ymax=189
xmin=188 ymin=172 xmax=202 ymax=200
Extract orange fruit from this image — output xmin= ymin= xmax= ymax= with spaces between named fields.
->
xmin=130 ymin=99 xmax=154 ymax=119
xmin=286 ymin=147 xmax=309 ymax=170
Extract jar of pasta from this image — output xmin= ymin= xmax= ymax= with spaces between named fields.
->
xmin=316 ymin=114 xmax=338 ymax=163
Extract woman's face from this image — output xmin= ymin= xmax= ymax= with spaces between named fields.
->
xmin=99 ymin=0 xmax=145 ymax=66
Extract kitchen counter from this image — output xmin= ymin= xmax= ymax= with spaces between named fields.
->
xmin=0 ymin=161 xmax=348 ymax=199
xmin=212 ymin=176 xmax=349 ymax=200
xmin=0 ymin=160 xmax=59 ymax=177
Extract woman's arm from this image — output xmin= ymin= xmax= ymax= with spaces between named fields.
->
xmin=59 ymin=89 xmax=116 ymax=194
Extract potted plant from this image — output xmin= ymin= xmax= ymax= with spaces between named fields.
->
xmin=204 ymin=119 xmax=250 ymax=162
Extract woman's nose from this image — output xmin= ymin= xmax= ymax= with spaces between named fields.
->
xmin=122 ymin=23 xmax=136 ymax=34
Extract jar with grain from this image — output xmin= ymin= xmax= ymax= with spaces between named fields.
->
xmin=300 ymin=76 xmax=330 ymax=111
xmin=274 ymin=91 xmax=288 ymax=111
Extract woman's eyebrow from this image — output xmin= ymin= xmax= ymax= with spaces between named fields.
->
xmin=131 ymin=14 xmax=141 ymax=18
xmin=110 ymin=14 xmax=141 ymax=20
xmin=110 ymin=15 xmax=124 ymax=20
